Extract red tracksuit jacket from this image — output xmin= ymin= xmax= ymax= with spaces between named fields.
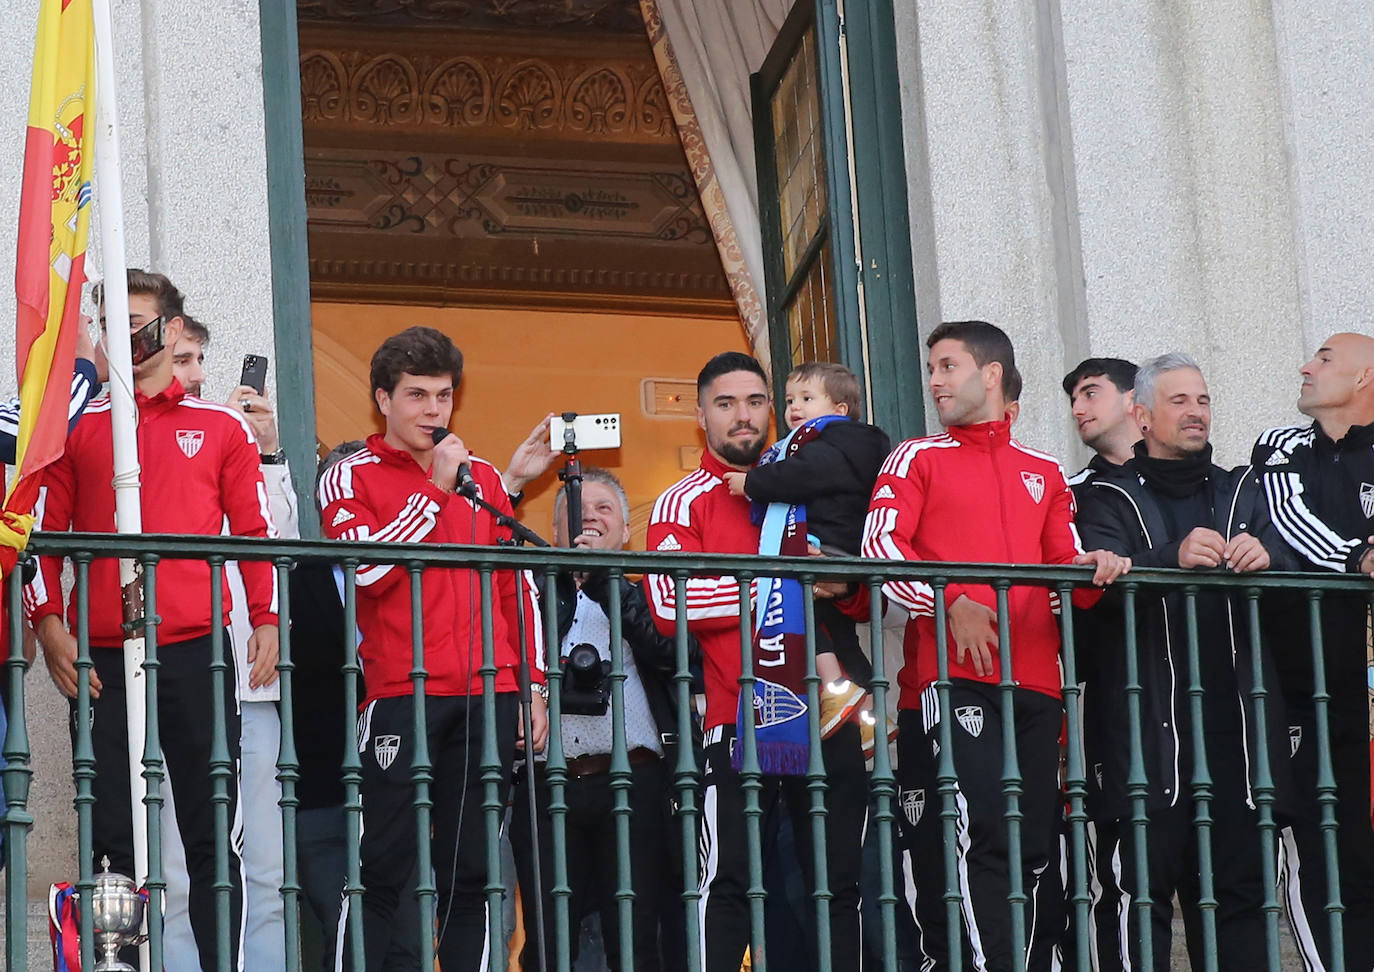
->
xmin=25 ymin=380 xmax=279 ymax=646
xmin=644 ymin=450 xmax=758 ymax=732
xmin=861 ymin=419 xmax=1093 ymax=709
xmin=317 ymin=434 xmax=544 ymax=705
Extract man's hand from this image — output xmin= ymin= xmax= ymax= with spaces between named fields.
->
xmin=723 ymin=472 xmax=748 ymax=497
xmin=806 ymin=543 xmax=849 ymax=600
xmin=1073 ymin=549 xmax=1132 ymax=586
xmin=1360 ymin=537 xmax=1374 ymax=577
xmin=1178 ymin=527 xmax=1228 ymax=568
xmin=246 ymin=624 xmax=280 ymax=689
xmin=229 ymin=386 xmax=280 ymax=453
xmin=948 ymin=594 xmax=999 ymax=678
xmin=36 ymin=615 xmax=98 ymax=699
xmin=517 ymin=692 xmax=549 ymax=754
xmin=430 ymin=432 xmax=471 ymax=493
xmin=502 ymin=414 xmax=559 ymax=496
xmin=1223 ymin=532 xmax=1270 ymax=573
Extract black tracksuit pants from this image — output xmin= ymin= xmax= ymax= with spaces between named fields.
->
xmin=510 ymin=757 xmax=671 ymax=970
xmin=1280 ymin=701 xmax=1374 ymax=972
xmin=340 ymin=692 xmax=516 ymax=972
xmin=76 ymin=636 xmax=243 ymax=972
xmin=1089 ymin=730 xmax=1272 ymax=972
xmin=896 ymin=680 xmax=1062 ymax=972
xmin=699 ymin=722 xmax=868 ymax=972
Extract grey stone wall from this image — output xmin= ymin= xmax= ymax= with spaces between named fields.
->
xmin=896 ymin=0 xmax=1373 ymax=469
xmin=0 ymin=0 xmax=274 ymax=894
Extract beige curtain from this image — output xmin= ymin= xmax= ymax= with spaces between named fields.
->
xmin=639 ymin=0 xmax=792 ymax=371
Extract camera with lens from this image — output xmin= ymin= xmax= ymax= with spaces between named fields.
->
xmin=560 ymin=642 xmax=612 ymax=716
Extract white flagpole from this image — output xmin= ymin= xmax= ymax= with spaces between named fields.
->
xmin=90 ymin=0 xmax=150 ymax=949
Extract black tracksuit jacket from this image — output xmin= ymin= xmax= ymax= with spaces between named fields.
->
xmin=1074 ymin=456 xmax=1296 ymax=821
xmin=1251 ymin=421 xmax=1374 ymax=729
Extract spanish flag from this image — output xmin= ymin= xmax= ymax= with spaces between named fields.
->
xmin=3 ymin=0 xmax=96 ymax=580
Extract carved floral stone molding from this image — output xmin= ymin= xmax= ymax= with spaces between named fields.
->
xmin=297 ymin=0 xmax=644 ymax=32
xmin=299 ymin=45 xmax=675 ymax=141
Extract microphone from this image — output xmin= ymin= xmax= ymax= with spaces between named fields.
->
xmin=430 ymin=427 xmax=477 ymax=495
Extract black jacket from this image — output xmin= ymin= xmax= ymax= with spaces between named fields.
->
xmin=743 ymin=418 xmax=891 ymax=554
xmin=554 ymin=570 xmax=701 ymax=768
xmin=1251 ymin=421 xmax=1374 ymax=728
xmin=1074 ymin=456 xmax=1296 ymax=820
xmin=288 ymin=558 xmax=354 ymax=811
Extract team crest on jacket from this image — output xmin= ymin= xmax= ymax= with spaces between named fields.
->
xmin=1289 ymin=725 xmax=1302 ymax=757
xmin=956 ymin=705 xmax=984 ymax=737
xmin=1021 ymin=471 xmax=1045 ymax=503
xmin=374 ymin=734 xmax=401 ymax=770
xmin=175 ymin=430 xmax=204 ymax=458
xmin=1361 ymin=483 xmax=1374 ymax=519
xmin=902 ymin=788 xmax=926 ymax=826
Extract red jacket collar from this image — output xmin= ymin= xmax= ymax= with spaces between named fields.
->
xmin=700 ymin=447 xmax=752 ymax=479
xmin=365 ymin=432 xmax=432 ymax=474
xmin=946 ymin=418 xmax=1011 ymax=450
xmin=135 ymin=377 xmax=186 ymax=412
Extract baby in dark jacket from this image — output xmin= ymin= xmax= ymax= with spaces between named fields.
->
xmin=723 ymin=362 xmax=891 ymax=749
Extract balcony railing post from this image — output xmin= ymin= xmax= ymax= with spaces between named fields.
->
xmin=799 ymin=578 xmax=833 ymax=965
xmin=208 ymin=557 xmax=233 ymax=971
xmin=73 ymin=555 xmax=97 ymax=970
xmin=1245 ymin=590 xmax=1282 ymax=971
xmin=1307 ymin=591 xmax=1346 ymax=969
xmin=1183 ymin=587 xmax=1219 ymax=970
xmin=3 ymin=563 xmax=33 ymax=972
xmin=339 ymin=560 xmax=366 ymax=970
xmin=477 ymin=566 xmax=504 ymax=972
xmin=994 ymin=582 xmax=1026 ymax=970
xmin=141 ymin=554 xmax=166 ymax=970
xmin=606 ymin=572 xmax=636 ymax=970
xmin=867 ymin=578 xmax=899 ymax=972
xmin=1121 ymin=582 xmax=1154 ymax=971
xmin=932 ymin=579 xmax=963 ymax=972
xmin=541 ymin=568 xmax=571 ymax=972
xmin=407 ymin=564 xmax=436 ymax=970
xmin=672 ymin=571 xmax=702 ymax=972
xmin=1056 ymin=582 xmax=1091 ymax=971
xmin=735 ymin=572 xmax=767 ymax=971
xmin=275 ymin=557 xmax=302 ymax=971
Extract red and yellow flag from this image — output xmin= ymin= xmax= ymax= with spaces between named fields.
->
xmin=3 ymin=0 xmax=96 ymax=580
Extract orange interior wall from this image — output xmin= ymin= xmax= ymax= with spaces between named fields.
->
xmin=310 ymin=303 xmax=756 ymax=547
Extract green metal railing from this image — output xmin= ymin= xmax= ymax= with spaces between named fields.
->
xmin=1 ymin=532 xmax=1369 ymax=971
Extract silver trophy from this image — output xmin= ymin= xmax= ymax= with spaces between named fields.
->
xmin=87 ymin=856 xmax=147 ymax=971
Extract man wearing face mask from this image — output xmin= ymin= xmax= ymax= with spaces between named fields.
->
xmin=1074 ymin=352 xmax=1295 ymax=971
xmin=509 ymin=467 xmax=688 ymax=971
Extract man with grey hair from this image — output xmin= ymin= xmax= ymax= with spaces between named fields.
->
xmin=509 ymin=467 xmax=688 ymax=971
xmin=1074 ymin=353 xmax=1295 ymax=970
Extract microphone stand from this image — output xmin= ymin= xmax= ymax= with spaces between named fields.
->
xmin=456 ymin=480 xmax=551 ymax=971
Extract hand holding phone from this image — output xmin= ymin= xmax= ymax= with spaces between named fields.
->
xmin=240 ymin=354 xmax=268 ymax=396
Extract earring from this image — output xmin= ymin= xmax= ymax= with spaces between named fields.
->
xmin=1140 ymin=425 xmax=1148 ymax=431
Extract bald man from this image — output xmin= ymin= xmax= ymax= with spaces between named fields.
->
xmin=1252 ymin=332 xmax=1374 ymax=971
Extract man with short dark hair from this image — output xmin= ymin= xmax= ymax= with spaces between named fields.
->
xmin=26 ymin=269 xmax=279 ymax=971
xmin=1075 ymin=352 xmax=1293 ymax=970
xmin=1062 ymin=357 xmax=1140 ymax=475
xmin=645 ymin=350 xmax=868 ymax=972
xmin=863 ymin=320 xmax=1128 ymax=971
xmin=1251 ymin=332 xmax=1374 ymax=971
xmin=318 ymin=325 xmax=547 ymax=971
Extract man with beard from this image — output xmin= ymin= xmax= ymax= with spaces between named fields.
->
xmin=1074 ymin=352 xmax=1294 ymax=970
xmin=1251 ymin=332 xmax=1374 ymax=971
xmin=644 ymin=351 xmax=868 ymax=972
xmin=862 ymin=320 xmax=1128 ymax=972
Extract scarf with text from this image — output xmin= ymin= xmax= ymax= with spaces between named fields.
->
xmin=733 ymin=415 xmax=845 ymax=775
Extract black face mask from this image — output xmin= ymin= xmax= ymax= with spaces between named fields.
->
xmin=1132 ymin=441 xmax=1213 ymax=498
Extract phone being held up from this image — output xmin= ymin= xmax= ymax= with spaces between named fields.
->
xmin=240 ymin=354 xmax=268 ymax=396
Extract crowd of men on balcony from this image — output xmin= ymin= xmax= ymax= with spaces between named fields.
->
xmin=6 ymin=267 xmax=1374 ymax=972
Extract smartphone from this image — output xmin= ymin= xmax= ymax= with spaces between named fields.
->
xmin=129 ymin=316 xmax=165 ymax=366
xmin=240 ymin=354 xmax=268 ymax=395
xmin=550 ymin=412 xmax=622 ymax=452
